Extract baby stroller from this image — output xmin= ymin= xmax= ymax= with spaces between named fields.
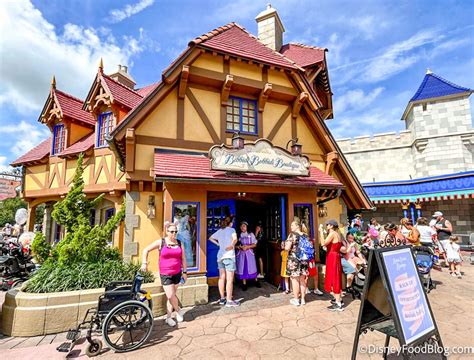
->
xmin=350 ymin=266 xmax=366 ymax=299
xmin=413 ymin=246 xmax=436 ymax=293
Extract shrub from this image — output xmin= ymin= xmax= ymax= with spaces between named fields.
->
xmin=31 ymin=232 xmax=51 ymax=264
xmin=23 ymin=260 xmax=154 ymax=293
xmin=27 ymin=152 xmax=154 ymax=293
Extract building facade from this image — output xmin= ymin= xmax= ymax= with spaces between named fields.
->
xmin=12 ymin=6 xmax=371 ymax=285
xmin=337 ymin=71 xmax=473 ymax=238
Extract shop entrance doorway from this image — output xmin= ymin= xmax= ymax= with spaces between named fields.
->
xmin=206 ymin=192 xmax=287 ymax=287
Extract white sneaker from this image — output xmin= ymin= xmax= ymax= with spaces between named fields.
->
xmin=176 ymin=309 xmax=184 ymax=323
xmin=314 ymin=289 xmax=324 ymax=296
xmin=300 ymin=297 xmax=306 ymax=305
xmin=165 ymin=317 xmax=177 ymax=327
xmin=257 ymin=273 xmax=265 ymax=279
xmin=290 ymin=298 xmax=300 ymax=306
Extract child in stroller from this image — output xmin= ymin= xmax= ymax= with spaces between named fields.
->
xmin=413 ymin=245 xmax=436 ymax=292
xmin=341 ymin=233 xmax=367 ymax=299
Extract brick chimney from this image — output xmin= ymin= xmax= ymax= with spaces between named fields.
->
xmin=255 ymin=4 xmax=285 ymax=51
xmin=108 ymin=65 xmax=136 ymax=89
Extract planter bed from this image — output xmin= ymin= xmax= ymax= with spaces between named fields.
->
xmin=1 ymin=276 xmax=208 ymax=337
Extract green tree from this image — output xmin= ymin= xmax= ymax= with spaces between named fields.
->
xmin=27 ymin=153 xmax=152 ymax=293
xmin=0 ymin=195 xmax=26 ymax=227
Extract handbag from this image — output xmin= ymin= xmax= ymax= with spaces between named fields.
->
xmin=319 ymin=245 xmax=327 ymax=264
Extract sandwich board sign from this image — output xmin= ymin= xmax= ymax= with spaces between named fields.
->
xmin=352 ymin=246 xmax=446 ymax=360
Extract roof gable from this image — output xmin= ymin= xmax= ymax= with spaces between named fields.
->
xmin=102 ymin=74 xmax=144 ymax=109
xmin=190 ymin=23 xmax=300 ymax=70
xmin=279 ymin=43 xmax=326 ymax=68
xmin=83 ymin=70 xmax=146 ymax=112
xmin=410 ymin=72 xmax=471 ymax=102
xmin=54 ymin=90 xmax=94 ymax=126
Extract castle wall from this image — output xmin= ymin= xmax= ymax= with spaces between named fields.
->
xmin=337 ymin=94 xmax=473 ymax=183
xmin=337 ymin=131 xmax=414 ymax=182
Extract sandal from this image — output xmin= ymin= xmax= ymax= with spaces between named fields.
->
xmin=284 ymin=289 xmax=291 ymax=294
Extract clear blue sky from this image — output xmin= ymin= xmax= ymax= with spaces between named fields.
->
xmin=1 ymin=0 xmax=473 ymax=170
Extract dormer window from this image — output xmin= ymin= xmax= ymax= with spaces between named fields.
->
xmin=97 ymin=112 xmax=114 ymax=147
xmin=52 ymin=124 xmax=65 ymax=155
xmin=226 ymin=97 xmax=257 ymax=135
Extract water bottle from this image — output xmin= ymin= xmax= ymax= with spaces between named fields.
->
xmin=180 ymin=276 xmax=185 ymax=284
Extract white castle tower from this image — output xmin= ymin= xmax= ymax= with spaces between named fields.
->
xmin=402 ymin=69 xmax=473 ymax=178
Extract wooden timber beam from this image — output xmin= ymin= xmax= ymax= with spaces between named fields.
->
xmin=325 ymin=151 xmax=339 ymax=175
xmin=221 ymin=74 xmax=234 ymax=105
xmin=292 ymin=92 xmax=308 ymax=119
xmin=258 ymin=83 xmax=272 ymax=112
xmin=178 ymin=66 xmax=190 ymax=99
xmin=125 ymin=128 xmax=136 ymax=172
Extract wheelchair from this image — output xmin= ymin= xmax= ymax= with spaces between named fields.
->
xmin=57 ymin=273 xmax=154 ymax=357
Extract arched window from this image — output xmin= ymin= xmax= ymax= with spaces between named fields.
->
xmin=97 ymin=112 xmax=114 ymax=147
xmin=52 ymin=124 xmax=65 ymax=155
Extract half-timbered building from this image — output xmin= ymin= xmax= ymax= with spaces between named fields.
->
xmin=12 ymin=6 xmax=371 ymax=286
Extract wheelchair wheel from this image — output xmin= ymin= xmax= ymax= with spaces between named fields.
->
xmin=86 ymin=339 xmax=102 ymax=357
xmin=102 ymin=300 xmax=153 ymax=353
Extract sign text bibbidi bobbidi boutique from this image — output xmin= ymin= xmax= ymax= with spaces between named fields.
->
xmin=209 ymin=139 xmax=310 ymax=177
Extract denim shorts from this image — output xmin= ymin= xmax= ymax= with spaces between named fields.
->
xmin=341 ymin=258 xmax=356 ymax=274
xmin=218 ymin=257 xmax=236 ymax=272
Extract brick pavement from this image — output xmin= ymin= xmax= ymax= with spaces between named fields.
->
xmin=1 ymin=256 xmax=473 ymax=359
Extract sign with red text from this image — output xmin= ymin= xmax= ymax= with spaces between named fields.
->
xmin=0 ymin=179 xmax=20 ymax=201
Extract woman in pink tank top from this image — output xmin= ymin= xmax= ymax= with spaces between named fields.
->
xmin=142 ymin=221 xmax=187 ymax=327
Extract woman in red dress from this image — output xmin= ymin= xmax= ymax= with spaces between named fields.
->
xmin=319 ymin=219 xmax=344 ymax=311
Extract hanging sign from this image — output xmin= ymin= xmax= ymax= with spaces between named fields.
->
xmin=351 ymin=246 xmax=445 ymax=360
xmin=209 ymin=139 xmax=310 ymax=177
xmin=0 ymin=179 xmax=20 ymax=201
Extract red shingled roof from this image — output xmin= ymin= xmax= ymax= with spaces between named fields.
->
xmin=11 ymin=138 xmax=51 ymax=166
xmin=189 ymin=23 xmax=300 ymax=70
xmin=55 ymin=90 xmax=95 ymax=126
xmin=154 ymin=151 xmax=342 ymax=188
xmin=279 ymin=43 xmax=326 ymax=68
xmin=59 ymin=132 xmax=95 ymax=157
xmin=136 ymin=82 xmax=161 ymax=97
xmin=102 ymin=74 xmax=144 ymax=110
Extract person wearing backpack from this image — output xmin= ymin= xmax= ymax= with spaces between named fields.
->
xmin=285 ymin=220 xmax=311 ymax=306
xmin=319 ymin=219 xmax=344 ymax=312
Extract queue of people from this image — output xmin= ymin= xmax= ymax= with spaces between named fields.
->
xmin=142 ymin=209 xmax=463 ymax=327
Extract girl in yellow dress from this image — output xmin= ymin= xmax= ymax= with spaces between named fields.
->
xmin=280 ymin=239 xmax=291 ymax=293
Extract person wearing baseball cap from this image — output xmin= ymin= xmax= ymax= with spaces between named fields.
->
xmin=432 ymin=211 xmax=453 ymax=267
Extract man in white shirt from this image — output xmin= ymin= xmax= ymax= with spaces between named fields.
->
xmin=209 ymin=217 xmax=240 ymax=307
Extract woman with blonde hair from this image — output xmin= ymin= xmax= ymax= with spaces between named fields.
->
xmin=141 ymin=221 xmax=188 ymax=327
xmin=285 ymin=220 xmax=309 ymax=306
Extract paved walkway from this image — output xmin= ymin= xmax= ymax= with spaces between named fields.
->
xmin=2 ymin=255 xmax=473 ymax=359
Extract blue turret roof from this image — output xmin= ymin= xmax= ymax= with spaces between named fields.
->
xmin=410 ymin=71 xmax=471 ymax=102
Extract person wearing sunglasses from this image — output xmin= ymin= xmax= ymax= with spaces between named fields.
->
xmin=142 ymin=221 xmax=187 ymax=327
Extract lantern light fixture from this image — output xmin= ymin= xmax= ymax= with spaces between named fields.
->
xmin=286 ymin=138 xmax=302 ymax=156
xmin=147 ymin=195 xmax=156 ymax=219
xmin=232 ymin=131 xmax=245 ymax=150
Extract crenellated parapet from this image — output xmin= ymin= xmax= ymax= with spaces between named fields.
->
xmin=337 ymin=130 xmax=412 ymax=154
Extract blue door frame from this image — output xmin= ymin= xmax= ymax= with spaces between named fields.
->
xmin=206 ymin=200 xmax=236 ymax=277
